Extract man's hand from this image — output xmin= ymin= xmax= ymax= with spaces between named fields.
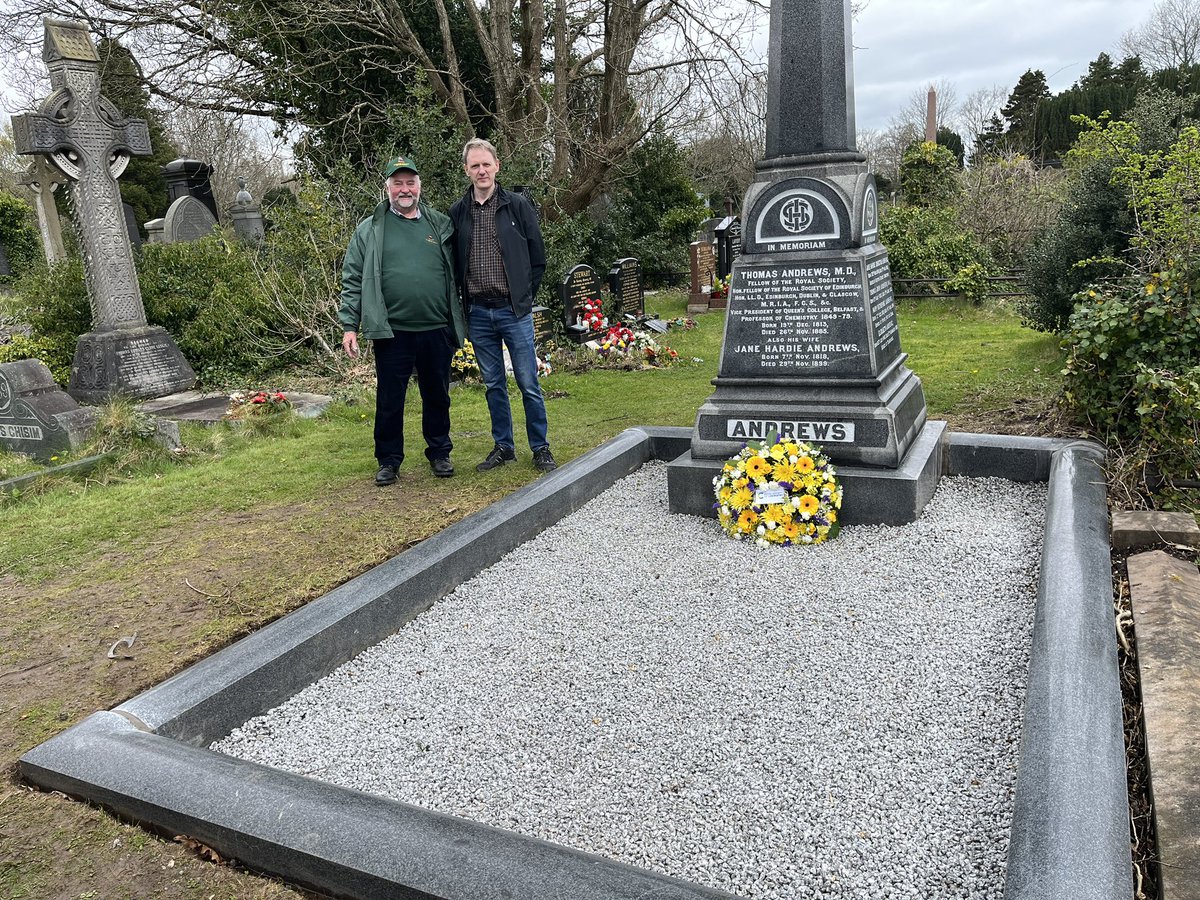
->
xmin=343 ymin=331 xmax=360 ymax=358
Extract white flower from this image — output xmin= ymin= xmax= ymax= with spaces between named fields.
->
xmin=756 ymin=538 xmax=769 ymax=548
xmin=720 ymin=505 xmax=730 ymax=516
xmin=757 ymin=525 xmax=766 ymax=535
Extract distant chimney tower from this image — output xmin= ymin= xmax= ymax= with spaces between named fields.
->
xmin=925 ymin=87 xmax=937 ymax=143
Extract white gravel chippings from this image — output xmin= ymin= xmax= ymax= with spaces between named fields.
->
xmin=213 ymin=462 xmax=1047 ymax=900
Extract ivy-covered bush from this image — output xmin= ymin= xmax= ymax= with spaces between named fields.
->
xmin=1062 ymin=264 xmax=1200 ymax=480
xmin=0 ymin=192 xmax=42 ymax=283
xmin=879 ymin=204 xmax=998 ymax=302
xmin=898 ymin=141 xmax=961 ymax=208
xmin=7 ymin=257 xmax=90 ymax=379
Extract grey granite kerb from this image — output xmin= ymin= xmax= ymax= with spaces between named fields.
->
xmin=20 ymin=429 xmax=1130 ymax=899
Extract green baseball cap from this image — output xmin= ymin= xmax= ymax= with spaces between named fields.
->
xmin=384 ymin=154 xmax=419 ymax=177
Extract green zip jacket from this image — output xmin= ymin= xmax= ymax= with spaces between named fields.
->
xmin=339 ymin=200 xmax=465 ymax=346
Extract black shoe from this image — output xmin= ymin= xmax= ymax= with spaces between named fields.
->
xmin=477 ymin=445 xmax=516 ymax=472
xmin=375 ymin=464 xmax=399 ymax=486
xmin=430 ymin=457 xmax=455 ymax=478
xmin=533 ymin=448 xmax=558 ymax=472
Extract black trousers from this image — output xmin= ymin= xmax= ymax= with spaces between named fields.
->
xmin=372 ymin=328 xmax=454 ymax=467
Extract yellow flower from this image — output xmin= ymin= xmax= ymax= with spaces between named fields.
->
xmin=827 ymin=508 xmax=838 ymax=523
xmin=761 ymin=504 xmax=787 ymax=527
xmin=729 ymin=486 xmax=753 ymax=510
xmin=773 ymin=460 xmax=797 ymax=483
xmin=746 ymin=456 xmax=772 ymax=479
xmin=718 ymin=486 xmax=734 ymax=505
xmin=796 ymin=456 xmax=815 ymax=473
xmin=733 ymin=477 xmax=749 ymax=490
xmin=737 ymin=509 xmax=759 ymax=530
xmin=768 ymin=442 xmax=787 ymax=460
xmin=782 ymin=521 xmax=800 ymax=540
xmin=798 ymin=495 xmax=820 ymax=515
xmin=783 ymin=441 xmax=800 ymax=457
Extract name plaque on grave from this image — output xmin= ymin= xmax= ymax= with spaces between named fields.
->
xmin=721 ymin=248 xmax=900 ymax=379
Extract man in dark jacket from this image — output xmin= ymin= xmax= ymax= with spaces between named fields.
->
xmin=449 ymin=138 xmax=556 ymax=473
xmin=340 ymin=154 xmax=465 ymax=485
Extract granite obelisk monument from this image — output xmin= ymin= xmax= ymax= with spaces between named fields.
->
xmin=667 ymin=0 xmax=944 ymax=525
xmin=13 ymin=19 xmax=195 ymax=403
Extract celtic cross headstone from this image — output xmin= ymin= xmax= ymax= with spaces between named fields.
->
xmin=12 ymin=18 xmax=195 ymax=402
xmin=19 ymin=156 xmax=67 ymax=263
xmin=667 ymin=0 xmax=941 ymax=526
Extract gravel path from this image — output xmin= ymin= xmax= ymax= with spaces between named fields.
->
xmin=214 ymin=463 xmax=1046 ymax=899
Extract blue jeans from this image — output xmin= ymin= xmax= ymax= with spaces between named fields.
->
xmin=468 ymin=305 xmax=548 ymax=451
xmin=372 ymin=328 xmax=454 ymax=467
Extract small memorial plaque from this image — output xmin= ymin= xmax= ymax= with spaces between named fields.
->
xmin=607 ymin=257 xmax=644 ymax=318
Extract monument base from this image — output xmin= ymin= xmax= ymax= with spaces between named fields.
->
xmin=69 ymin=325 xmax=196 ymax=403
xmin=668 ymin=420 xmax=946 ymax=526
xmin=692 ymin=354 xmax=927 ymax=469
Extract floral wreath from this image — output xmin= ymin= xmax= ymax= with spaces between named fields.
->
xmin=713 ymin=436 xmax=842 ymax=546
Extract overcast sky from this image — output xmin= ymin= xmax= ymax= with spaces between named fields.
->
xmin=849 ymin=0 xmax=1154 ymax=132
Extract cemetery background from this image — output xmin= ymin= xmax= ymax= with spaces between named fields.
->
xmin=0 ymin=1 xmax=1198 ymax=896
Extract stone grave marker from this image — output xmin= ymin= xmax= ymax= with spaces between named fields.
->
xmin=688 ymin=241 xmax=716 ymax=313
xmin=530 ymin=305 xmax=555 ymax=344
xmin=229 ymin=176 xmax=266 ymax=244
xmin=0 ymin=359 xmax=96 ymax=460
xmin=607 ymin=257 xmax=644 ymax=318
xmin=715 ymin=216 xmax=742 ymax=280
xmin=12 ymin=18 xmax=196 ymax=403
xmin=163 ymin=195 xmax=219 ymax=243
xmin=19 ymin=156 xmax=67 ymax=263
xmin=668 ymin=0 xmax=938 ymax=526
xmin=559 ymin=264 xmax=605 ymax=341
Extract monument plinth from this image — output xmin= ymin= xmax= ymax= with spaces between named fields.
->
xmin=12 ymin=18 xmax=195 ymax=403
xmin=668 ymin=0 xmax=941 ymax=525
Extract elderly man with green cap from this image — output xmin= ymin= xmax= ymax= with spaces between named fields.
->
xmin=340 ymin=154 xmax=465 ymax=485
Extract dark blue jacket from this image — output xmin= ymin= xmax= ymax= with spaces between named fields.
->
xmin=449 ymin=184 xmax=546 ymax=318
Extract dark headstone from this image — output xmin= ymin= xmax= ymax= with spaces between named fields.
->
xmin=0 ymin=239 xmax=11 ymax=277
xmin=558 ymin=264 xmax=605 ymax=341
xmin=606 ymin=257 xmax=644 ymax=318
xmin=123 ymin=201 xmax=141 ymax=247
xmin=0 ymin=359 xmax=95 ymax=460
xmin=530 ymin=305 xmax=555 ymax=344
xmin=669 ymin=0 xmax=934 ymax=525
xmin=715 ymin=216 xmax=742 ymax=280
xmin=163 ymin=158 xmax=220 ymax=224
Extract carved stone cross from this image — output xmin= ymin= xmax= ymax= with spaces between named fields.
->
xmin=19 ymin=156 xmax=67 ymax=263
xmin=13 ymin=18 xmax=151 ymax=330
xmin=11 ymin=18 xmax=195 ymax=402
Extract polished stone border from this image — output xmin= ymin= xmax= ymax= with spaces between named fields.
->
xmin=20 ymin=427 xmax=1129 ymax=900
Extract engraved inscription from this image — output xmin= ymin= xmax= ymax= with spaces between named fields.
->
xmin=865 ymin=252 xmax=900 ymax=360
xmin=723 ymin=262 xmax=869 ymax=376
